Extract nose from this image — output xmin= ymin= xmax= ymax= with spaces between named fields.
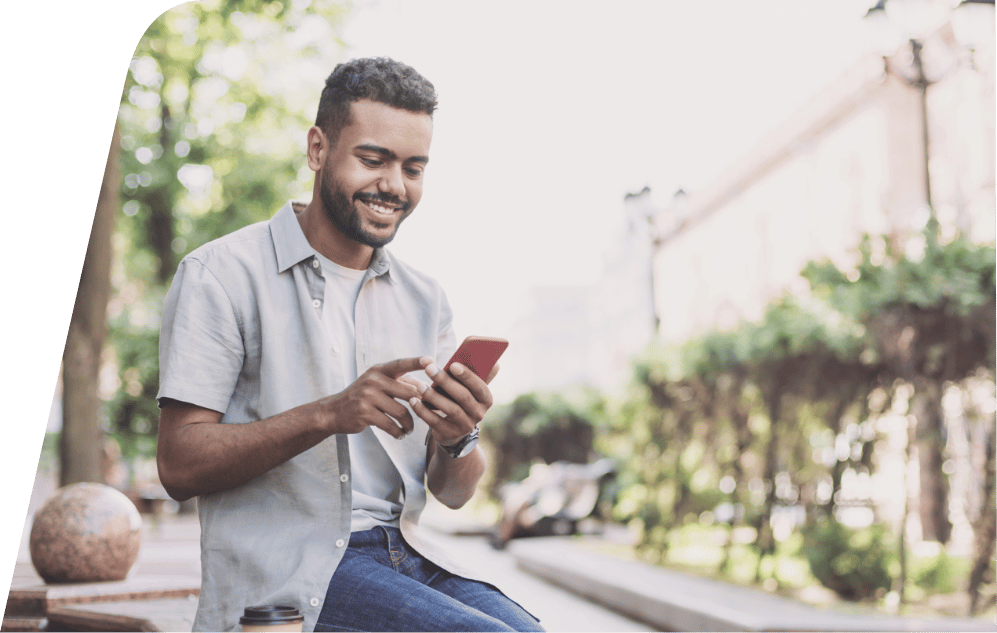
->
xmin=378 ymin=164 xmax=405 ymax=200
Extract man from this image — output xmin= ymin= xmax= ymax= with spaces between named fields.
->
xmin=156 ymin=57 xmax=543 ymax=632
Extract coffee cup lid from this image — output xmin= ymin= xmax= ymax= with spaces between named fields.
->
xmin=240 ymin=605 xmax=304 ymax=624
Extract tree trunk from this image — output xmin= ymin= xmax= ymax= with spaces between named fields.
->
xmin=895 ymin=410 xmax=915 ymax=609
xmin=823 ymin=396 xmax=852 ymax=517
xmin=967 ymin=411 xmax=995 ymax=616
xmin=754 ymin=382 xmax=782 ymax=582
xmin=912 ymin=381 xmax=952 ymax=543
xmin=60 ymin=122 xmax=119 ymax=486
xmin=150 ymin=101 xmax=175 ymax=284
xmin=720 ymin=375 xmax=752 ymax=574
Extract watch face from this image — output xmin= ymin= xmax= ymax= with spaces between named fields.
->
xmin=454 ymin=434 xmax=479 ymax=458
xmin=446 ymin=428 xmax=479 ymax=458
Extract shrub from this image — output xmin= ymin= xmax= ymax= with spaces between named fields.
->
xmin=914 ymin=549 xmax=959 ymax=594
xmin=801 ymin=518 xmax=894 ymax=600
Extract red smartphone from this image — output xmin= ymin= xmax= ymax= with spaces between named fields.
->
xmin=432 ymin=336 xmax=509 ymax=400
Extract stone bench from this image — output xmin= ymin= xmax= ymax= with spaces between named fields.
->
xmin=508 ymin=537 xmax=996 ymax=632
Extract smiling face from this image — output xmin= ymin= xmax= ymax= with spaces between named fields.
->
xmin=316 ymin=99 xmax=433 ymax=251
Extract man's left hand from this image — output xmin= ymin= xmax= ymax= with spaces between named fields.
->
xmin=405 ymin=356 xmax=498 ymax=447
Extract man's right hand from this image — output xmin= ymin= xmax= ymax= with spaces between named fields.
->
xmin=158 ymin=357 xmax=426 ymax=501
xmin=316 ymin=357 xmax=424 ymax=439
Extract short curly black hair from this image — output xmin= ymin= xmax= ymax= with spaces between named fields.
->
xmin=315 ymin=57 xmax=438 ymax=146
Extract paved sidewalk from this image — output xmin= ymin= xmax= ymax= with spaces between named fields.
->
xmin=8 ymin=503 xmax=648 ymax=632
xmin=9 ymin=490 xmax=996 ymax=632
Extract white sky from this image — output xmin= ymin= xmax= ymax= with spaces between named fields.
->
xmin=342 ymin=0 xmax=874 ymax=337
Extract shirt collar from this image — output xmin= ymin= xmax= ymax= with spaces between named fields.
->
xmin=368 ymin=247 xmax=392 ymax=280
xmin=269 ymin=201 xmax=393 ymax=280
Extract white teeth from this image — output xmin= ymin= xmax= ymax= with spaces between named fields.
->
xmin=369 ymin=202 xmax=392 ymax=214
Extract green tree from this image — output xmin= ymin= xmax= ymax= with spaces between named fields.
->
xmin=62 ymin=0 xmax=350 ymax=483
xmin=610 ymin=227 xmax=995 ymax=605
xmin=803 ymin=230 xmax=995 ymax=606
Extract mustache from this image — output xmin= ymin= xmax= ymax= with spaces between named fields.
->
xmin=354 ymin=192 xmax=409 ymax=212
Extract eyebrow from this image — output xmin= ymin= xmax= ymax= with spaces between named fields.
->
xmin=354 ymin=143 xmax=429 ymax=164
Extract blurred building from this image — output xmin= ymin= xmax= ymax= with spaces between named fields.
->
xmin=648 ymin=8 xmax=994 ymax=552
xmin=651 ymin=19 xmax=995 ymax=343
xmin=500 ymin=5 xmax=994 ymax=409
xmin=502 ymin=189 xmax=660 ymax=396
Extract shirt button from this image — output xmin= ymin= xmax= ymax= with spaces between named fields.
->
xmin=312 ymin=299 xmax=321 ymax=308
xmin=311 ymin=258 xmax=320 ymax=268
xmin=340 ymin=474 xmax=349 ymax=483
xmin=335 ymin=539 xmax=346 ymax=548
xmin=331 ymin=344 xmax=340 ymax=354
xmin=310 ymin=597 xmax=321 ymax=607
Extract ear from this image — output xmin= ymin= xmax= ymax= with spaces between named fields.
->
xmin=306 ymin=126 xmax=328 ymax=172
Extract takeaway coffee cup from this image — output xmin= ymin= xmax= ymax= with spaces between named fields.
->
xmin=240 ymin=605 xmax=304 ymax=632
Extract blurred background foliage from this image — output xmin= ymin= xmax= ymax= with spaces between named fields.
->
xmin=480 ymin=389 xmax=608 ymax=493
xmin=480 ymin=228 xmax=995 ymax=612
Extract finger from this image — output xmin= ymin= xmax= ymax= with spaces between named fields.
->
xmin=384 ymin=393 xmax=417 ymax=435
xmin=378 ymin=357 xmax=425 ymax=379
xmin=371 ymin=371 xmax=421 ymax=401
xmin=374 ymin=397 xmax=415 ymax=437
xmin=421 ymin=364 xmax=490 ymax=429
xmin=370 ymin=412 xmax=409 ymax=439
xmin=424 ymin=360 xmax=482 ymax=393
xmin=421 ymin=382 xmax=462 ymax=415
xmin=397 ymin=376 xmax=429 ymax=397
xmin=424 ymin=361 xmax=475 ymax=408
xmin=485 ymin=362 xmax=500 ymax=385
xmin=448 ymin=363 xmax=493 ymax=408
xmin=408 ymin=396 xmax=471 ymax=445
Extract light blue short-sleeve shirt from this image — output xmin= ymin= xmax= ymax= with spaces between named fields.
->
xmin=158 ymin=202 xmax=473 ymax=632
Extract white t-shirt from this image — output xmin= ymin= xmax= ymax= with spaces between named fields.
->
xmin=316 ymin=251 xmax=404 ymax=531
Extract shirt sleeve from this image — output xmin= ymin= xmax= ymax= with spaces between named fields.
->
xmin=157 ymin=257 xmax=245 ymax=413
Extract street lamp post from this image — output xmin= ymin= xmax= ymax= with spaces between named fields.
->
xmin=863 ymin=0 xmax=994 ymax=612
xmin=952 ymin=0 xmax=997 ymax=54
xmin=864 ymin=0 xmax=994 ymax=249
xmin=649 ymin=188 xmax=689 ymax=336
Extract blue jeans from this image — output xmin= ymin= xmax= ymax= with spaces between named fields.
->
xmin=314 ymin=526 xmax=544 ymax=632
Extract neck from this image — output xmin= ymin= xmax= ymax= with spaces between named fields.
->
xmin=296 ymin=200 xmax=374 ymax=271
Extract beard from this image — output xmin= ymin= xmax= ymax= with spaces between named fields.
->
xmin=319 ymin=168 xmax=408 ymax=249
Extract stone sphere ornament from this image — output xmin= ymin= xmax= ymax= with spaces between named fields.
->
xmin=29 ymin=482 xmax=142 ymax=583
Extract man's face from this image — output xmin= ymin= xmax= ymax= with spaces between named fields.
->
xmin=319 ymin=99 xmax=433 ymax=248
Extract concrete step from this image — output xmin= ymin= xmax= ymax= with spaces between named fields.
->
xmin=508 ymin=537 xmax=997 ymax=632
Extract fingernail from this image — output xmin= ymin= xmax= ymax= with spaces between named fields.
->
xmin=426 ymin=364 xmax=439 ymax=377
xmin=417 ymin=382 xmax=428 ymax=394
xmin=410 ymin=396 xmax=420 ymax=407
xmin=451 ymin=363 xmax=464 ymax=376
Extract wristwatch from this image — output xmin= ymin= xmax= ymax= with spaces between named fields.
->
xmin=438 ymin=427 xmax=480 ymax=459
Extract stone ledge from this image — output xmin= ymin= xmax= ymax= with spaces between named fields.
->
xmin=508 ymin=537 xmax=997 ymax=632
xmin=0 ymin=617 xmax=46 ymax=633
xmin=5 ymin=575 xmax=199 ymax=618
xmin=45 ymin=606 xmax=160 ymax=632
xmin=57 ymin=597 xmax=199 ymax=632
